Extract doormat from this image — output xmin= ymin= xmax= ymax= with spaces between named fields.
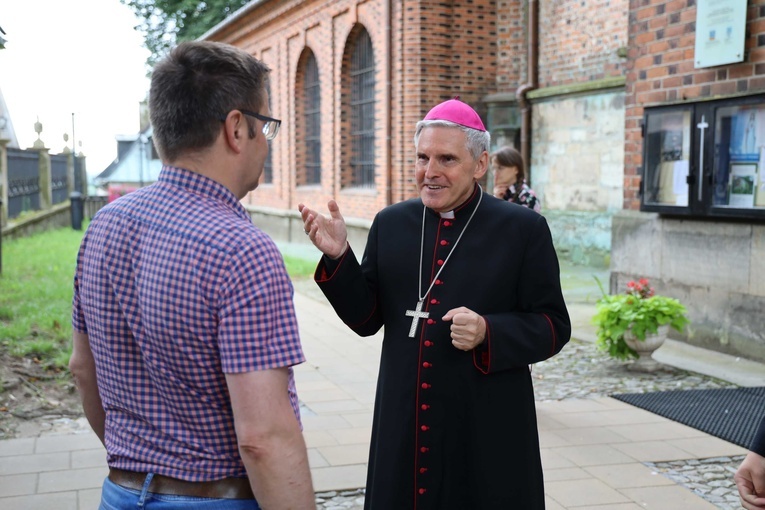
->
xmin=611 ymin=386 xmax=765 ymax=449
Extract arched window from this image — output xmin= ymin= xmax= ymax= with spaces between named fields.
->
xmin=346 ymin=28 xmax=375 ymax=188
xmin=300 ymin=50 xmax=321 ymax=185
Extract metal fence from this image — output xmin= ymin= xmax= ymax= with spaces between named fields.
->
xmin=50 ymin=154 xmax=69 ymax=205
xmin=84 ymin=195 xmax=108 ymax=219
xmin=7 ymin=147 xmax=40 ymax=218
xmin=74 ymin=157 xmax=84 ymax=196
xmin=4 ymin=148 xmax=86 ymax=220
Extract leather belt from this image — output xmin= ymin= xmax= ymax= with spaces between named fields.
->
xmin=108 ymin=468 xmax=255 ymax=500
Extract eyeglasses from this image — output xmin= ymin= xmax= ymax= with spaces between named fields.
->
xmin=223 ymin=109 xmax=281 ymax=140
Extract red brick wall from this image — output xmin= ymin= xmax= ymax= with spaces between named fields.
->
xmin=396 ymin=0 xmax=497 ymax=203
xmin=624 ymin=0 xmax=765 ymax=210
xmin=538 ymin=0 xmax=629 ymax=87
xmin=206 ymin=0 xmax=496 ymax=220
xmin=496 ymin=0 xmax=526 ymax=92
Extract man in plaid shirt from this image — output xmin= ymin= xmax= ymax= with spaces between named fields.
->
xmin=69 ymin=41 xmax=314 ymax=509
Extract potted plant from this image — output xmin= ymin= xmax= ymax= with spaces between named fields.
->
xmin=592 ymin=277 xmax=689 ymax=370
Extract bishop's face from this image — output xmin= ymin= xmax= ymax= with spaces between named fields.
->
xmin=415 ymin=126 xmax=488 ymax=213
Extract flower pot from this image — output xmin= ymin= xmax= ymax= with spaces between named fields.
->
xmin=623 ymin=324 xmax=669 ymax=372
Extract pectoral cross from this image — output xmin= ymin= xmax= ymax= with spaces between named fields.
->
xmin=405 ymin=299 xmax=430 ymax=338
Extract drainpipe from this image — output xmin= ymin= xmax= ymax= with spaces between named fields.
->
xmin=386 ymin=0 xmax=393 ymax=206
xmin=516 ymin=0 xmax=538 ymax=184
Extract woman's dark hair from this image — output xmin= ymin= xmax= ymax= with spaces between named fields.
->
xmin=490 ymin=146 xmax=525 ymax=201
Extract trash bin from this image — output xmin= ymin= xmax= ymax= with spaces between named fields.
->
xmin=70 ymin=191 xmax=84 ymax=231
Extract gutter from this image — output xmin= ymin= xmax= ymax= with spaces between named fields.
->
xmin=516 ymin=0 xmax=538 ymax=185
xmin=200 ymin=0 xmax=266 ymax=40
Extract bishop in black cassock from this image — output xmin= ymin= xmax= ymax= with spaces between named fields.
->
xmin=299 ymin=98 xmax=570 ymax=510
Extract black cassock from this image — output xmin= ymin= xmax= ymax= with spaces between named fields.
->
xmin=316 ymin=185 xmax=571 ymax=510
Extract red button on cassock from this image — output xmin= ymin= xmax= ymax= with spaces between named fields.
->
xmin=419 ymin=488 xmax=427 ymax=494
xmin=423 ymin=362 xmax=431 ymax=368
xmin=421 ymin=425 xmax=429 ymax=431
xmin=430 ymin=298 xmax=438 ymax=305
xmin=424 ymin=341 xmax=433 ymax=347
xmin=440 ymin=240 xmax=448 ymax=246
xmin=435 ymin=279 xmax=442 ymax=285
xmin=421 ymin=404 xmax=430 ymax=410
xmin=421 ymin=383 xmax=430 ymax=389
xmin=444 ymin=221 xmax=451 ymax=226
xmin=420 ymin=467 xmax=428 ymax=474
xmin=437 ymin=259 xmax=444 ymax=266
xmin=427 ymin=319 xmax=435 ymax=325
xmin=420 ymin=447 xmax=429 ymax=453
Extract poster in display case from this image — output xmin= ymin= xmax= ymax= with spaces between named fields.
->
xmin=728 ymin=162 xmax=757 ymax=208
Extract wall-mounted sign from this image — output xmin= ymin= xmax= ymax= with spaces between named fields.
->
xmin=694 ymin=0 xmax=747 ymax=69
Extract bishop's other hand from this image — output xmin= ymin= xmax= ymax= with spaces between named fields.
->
xmin=298 ymin=200 xmax=348 ymax=260
xmin=442 ymin=307 xmax=486 ymax=351
xmin=734 ymin=450 xmax=765 ymax=510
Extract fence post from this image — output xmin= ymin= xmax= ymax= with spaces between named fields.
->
xmin=0 ymin=138 xmax=8 ymax=228
xmin=77 ymin=153 xmax=88 ymax=196
xmin=29 ymin=119 xmax=51 ymax=210
xmin=0 ymin=196 xmax=3 ymax=276
xmin=33 ymin=147 xmax=52 ymax=210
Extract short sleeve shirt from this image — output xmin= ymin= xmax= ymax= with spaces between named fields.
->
xmin=72 ymin=166 xmax=305 ymax=481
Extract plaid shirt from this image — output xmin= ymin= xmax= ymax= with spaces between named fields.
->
xmin=72 ymin=166 xmax=305 ymax=481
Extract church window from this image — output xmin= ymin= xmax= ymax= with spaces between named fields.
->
xmin=344 ymin=27 xmax=376 ymax=189
xmin=297 ymin=49 xmax=321 ymax=186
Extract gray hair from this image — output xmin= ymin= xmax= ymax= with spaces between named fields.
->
xmin=413 ymin=119 xmax=491 ymax=160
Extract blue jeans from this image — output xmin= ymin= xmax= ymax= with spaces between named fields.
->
xmin=99 ymin=476 xmax=261 ymax=509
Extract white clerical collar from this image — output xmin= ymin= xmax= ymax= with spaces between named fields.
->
xmin=439 ymin=211 xmax=455 ymax=219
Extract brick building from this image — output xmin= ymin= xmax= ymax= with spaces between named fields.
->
xmin=612 ymin=0 xmax=765 ymax=361
xmin=204 ymin=0 xmax=765 ymax=362
xmin=204 ymin=0 xmax=627 ymax=265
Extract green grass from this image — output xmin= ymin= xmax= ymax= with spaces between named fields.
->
xmin=0 ymin=226 xmax=85 ymax=370
xmin=282 ymin=254 xmax=317 ymax=279
xmin=0 ymin=225 xmax=316 ymax=369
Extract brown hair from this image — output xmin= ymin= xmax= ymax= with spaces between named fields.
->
xmin=490 ymin=146 xmax=525 ymax=201
xmin=490 ymin=146 xmax=525 ymax=182
xmin=149 ymin=41 xmax=270 ymax=162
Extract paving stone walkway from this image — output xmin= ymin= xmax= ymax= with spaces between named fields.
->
xmin=314 ymin=337 xmax=748 ymax=510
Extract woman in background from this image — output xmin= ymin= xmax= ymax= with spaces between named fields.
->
xmin=490 ymin=146 xmax=541 ymax=213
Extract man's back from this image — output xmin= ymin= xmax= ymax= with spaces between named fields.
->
xmin=73 ymin=166 xmax=303 ymax=481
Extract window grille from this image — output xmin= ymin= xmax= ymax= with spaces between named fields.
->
xmin=349 ymin=29 xmax=375 ymax=188
xmin=304 ymin=52 xmax=321 ymax=185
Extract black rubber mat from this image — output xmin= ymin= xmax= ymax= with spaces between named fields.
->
xmin=611 ymin=386 xmax=765 ymax=449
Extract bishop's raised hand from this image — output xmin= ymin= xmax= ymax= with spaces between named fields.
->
xmin=298 ymin=200 xmax=349 ymax=260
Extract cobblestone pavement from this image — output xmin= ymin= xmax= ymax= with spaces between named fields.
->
xmin=315 ymin=339 xmax=745 ymax=510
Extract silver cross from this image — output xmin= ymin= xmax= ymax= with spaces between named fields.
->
xmin=696 ymin=115 xmax=708 ymax=201
xmin=405 ymin=299 xmax=430 ymax=338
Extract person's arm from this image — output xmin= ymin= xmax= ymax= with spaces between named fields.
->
xmin=69 ymin=331 xmax=106 ymax=445
xmin=735 ymin=451 xmax=765 ymax=510
xmin=735 ymin=417 xmax=765 ymax=510
xmin=471 ymin=213 xmax=571 ymax=373
xmin=226 ymin=368 xmax=314 ymax=509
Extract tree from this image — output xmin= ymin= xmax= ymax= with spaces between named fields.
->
xmin=121 ymin=0 xmax=250 ymax=69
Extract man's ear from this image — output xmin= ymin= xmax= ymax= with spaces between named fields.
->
xmin=222 ymin=111 xmax=245 ymax=154
xmin=474 ymin=151 xmax=489 ymax=180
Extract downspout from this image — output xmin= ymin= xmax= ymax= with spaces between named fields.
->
xmin=386 ymin=0 xmax=393 ymax=206
xmin=516 ymin=0 xmax=539 ymax=184
xmin=398 ymin=0 xmax=406 ymax=203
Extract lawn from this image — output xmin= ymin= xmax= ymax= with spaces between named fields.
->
xmin=0 ymin=224 xmax=317 ymax=370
